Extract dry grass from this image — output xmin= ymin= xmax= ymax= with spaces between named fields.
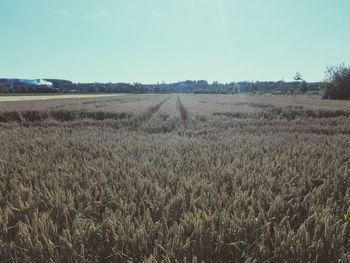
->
xmin=0 ymin=94 xmax=350 ymax=262
xmin=0 ymin=94 xmax=125 ymax=102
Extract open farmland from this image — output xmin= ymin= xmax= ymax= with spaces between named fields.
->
xmin=0 ymin=94 xmax=350 ymax=262
xmin=0 ymin=94 xmax=125 ymax=102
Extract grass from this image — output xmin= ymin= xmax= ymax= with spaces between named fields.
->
xmin=0 ymin=94 xmax=349 ymax=262
xmin=0 ymin=94 xmax=125 ymax=102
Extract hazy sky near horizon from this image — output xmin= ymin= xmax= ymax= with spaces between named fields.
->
xmin=1 ymin=0 xmax=349 ymax=83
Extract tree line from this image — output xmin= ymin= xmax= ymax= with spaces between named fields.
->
xmin=0 ymin=79 xmax=322 ymax=95
xmin=0 ymin=64 xmax=349 ymax=99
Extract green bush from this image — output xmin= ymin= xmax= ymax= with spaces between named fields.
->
xmin=323 ymin=64 xmax=350 ymax=100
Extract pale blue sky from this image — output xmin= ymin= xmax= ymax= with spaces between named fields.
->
xmin=0 ymin=0 xmax=349 ymax=83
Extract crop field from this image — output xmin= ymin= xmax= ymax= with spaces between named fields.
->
xmin=0 ymin=94 xmax=350 ymax=262
xmin=0 ymin=94 xmax=125 ymax=102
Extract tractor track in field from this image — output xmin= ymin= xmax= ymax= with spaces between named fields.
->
xmin=133 ymin=95 xmax=190 ymax=134
xmin=131 ymin=96 xmax=172 ymax=130
xmin=177 ymin=95 xmax=188 ymax=121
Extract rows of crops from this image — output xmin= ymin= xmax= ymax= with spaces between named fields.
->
xmin=0 ymin=94 xmax=350 ymax=262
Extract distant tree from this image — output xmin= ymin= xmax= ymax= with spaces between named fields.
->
xmin=287 ymin=89 xmax=295 ymax=95
xmin=278 ymin=80 xmax=286 ymax=91
xmin=248 ymin=82 xmax=257 ymax=93
xmin=0 ymin=83 xmax=4 ymax=93
xmin=154 ymin=86 xmax=160 ymax=93
xmin=87 ymin=85 xmax=99 ymax=93
xmin=299 ymin=80 xmax=309 ymax=94
xmin=233 ymin=87 xmax=240 ymax=94
xmin=323 ymin=64 xmax=350 ymax=100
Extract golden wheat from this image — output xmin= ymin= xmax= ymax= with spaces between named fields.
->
xmin=0 ymin=94 xmax=349 ymax=262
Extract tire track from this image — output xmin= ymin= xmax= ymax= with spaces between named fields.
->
xmin=131 ymin=96 xmax=172 ymax=129
xmin=177 ymin=95 xmax=188 ymax=121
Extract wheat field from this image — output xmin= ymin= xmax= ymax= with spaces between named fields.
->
xmin=0 ymin=94 xmax=349 ymax=262
xmin=0 ymin=94 xmax=125 ymax=102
